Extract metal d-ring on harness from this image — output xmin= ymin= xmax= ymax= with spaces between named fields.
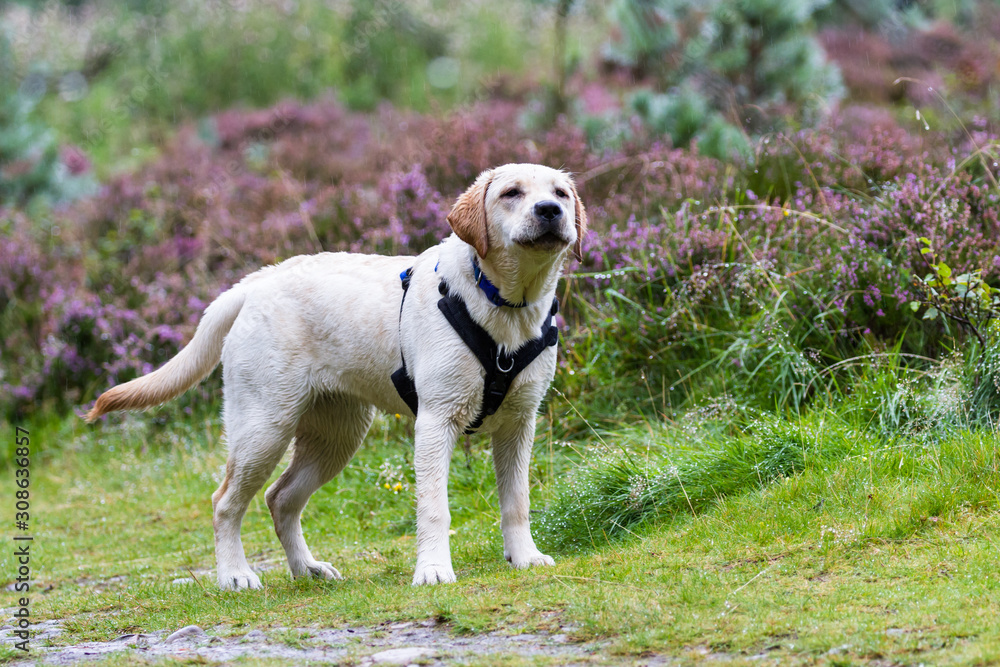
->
xmin=390 ymin=265 xmax=559 ymax=434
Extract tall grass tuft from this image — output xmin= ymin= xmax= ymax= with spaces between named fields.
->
xmin=536 ymin=415 xmax=839 ymax=552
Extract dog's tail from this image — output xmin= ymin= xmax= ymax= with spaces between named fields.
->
xmin=85 ymin=286 xmax=247 ymax=422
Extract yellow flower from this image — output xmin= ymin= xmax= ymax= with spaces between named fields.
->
xmin=783 ymin=208 xmax=790 ymax=217
xmin=392 ymin=482 xmax=403 ymax=492
xmin=384 ymin=482 xmax=391 ymax=489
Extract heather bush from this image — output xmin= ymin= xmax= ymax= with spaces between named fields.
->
xmin=820 ymin=3 xmax=1000 ymax=117
xmin=3 ymin=94 xmax=1000 ymax=424
xmin=0 ymin=207 xmax=209 ymax=417
xmin=565 ymin=108 xmax=999 ymax=415
xmin=0 ymin=212 xmax=78 ymax=407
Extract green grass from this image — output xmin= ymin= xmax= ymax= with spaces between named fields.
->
xmin=5 ymin=392 xmax=1000 ymax=665
xmin=535 ymin=409 xmax=1000 ymax=552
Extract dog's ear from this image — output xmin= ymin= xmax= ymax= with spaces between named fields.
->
xmin=570 ymin=179 xmax=588 ymax=262
xmin=447 ymin=169 xmax=493 ymax=259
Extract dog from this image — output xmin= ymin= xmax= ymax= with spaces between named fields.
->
xmin=86 ymin=163 xmax=587 ymax=589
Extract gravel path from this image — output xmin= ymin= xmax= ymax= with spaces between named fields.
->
xmin=3 ymin=617 xmax=674 ymax=666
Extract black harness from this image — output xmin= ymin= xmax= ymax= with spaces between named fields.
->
xmin=391 ymin=266 xmax=559 ymax=434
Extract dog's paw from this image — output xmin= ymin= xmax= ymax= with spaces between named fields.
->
xmin=411 ymin=563 xmax=456 ymax=586
xmin=217 ymin=569 xmax=262 ymax=591
xmin=507 ymin=550 xmax=556 ymax=570
xmin=304 ymin=560 xmax=342 ymax=581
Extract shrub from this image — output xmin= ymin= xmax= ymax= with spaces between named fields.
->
xmin=0 ymin=34 xmax=95 ymax=209
xmin=603 ymin=0 xmax=843 ymax=158
xmin=564 ymin=105 xmax=999 ymax=418
xmin=339 ymin=0 xmax=447 ymax=111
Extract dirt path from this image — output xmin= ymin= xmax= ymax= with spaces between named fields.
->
xmin=3 ymin=617 xmax=674 ymax=666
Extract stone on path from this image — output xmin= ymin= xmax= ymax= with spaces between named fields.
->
xmin=164 ymin=625 xmax=208 ymax=644
xmin=369 ymin=646 xmax=437 ymax=664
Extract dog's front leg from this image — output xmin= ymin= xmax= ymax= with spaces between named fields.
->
xmin=412 ymin=413 xmax=460 ymax=585
xmin=492 ymin=418 xmax=555 ymax=569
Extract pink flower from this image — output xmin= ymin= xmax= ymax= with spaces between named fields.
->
xmin=60 ymin=145 xmax=91 ymax=176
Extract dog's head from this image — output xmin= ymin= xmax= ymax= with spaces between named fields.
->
xmin=447 ymin=164 xmax=588 ymax=262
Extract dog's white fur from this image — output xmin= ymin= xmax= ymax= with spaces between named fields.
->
xmin=86 ymin=163 xmax=587 ymax=590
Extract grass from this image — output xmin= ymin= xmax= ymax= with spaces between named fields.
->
xmin=536 ymin=409 xmax=1000 ymax=552
xmin=5 ymin=384 xmax=1000 ymax=665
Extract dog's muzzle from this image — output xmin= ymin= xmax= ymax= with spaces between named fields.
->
xmin=516 ymin=200 xmax=569 ymax=250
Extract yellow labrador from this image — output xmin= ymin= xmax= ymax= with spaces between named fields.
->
xmin=87 ymin=163 xmax=587 ymax=589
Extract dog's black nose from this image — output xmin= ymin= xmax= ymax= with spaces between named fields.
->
xmin=533 ymin=201 xmax=563 ymax=222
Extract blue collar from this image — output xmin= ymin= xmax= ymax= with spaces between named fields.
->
xmin=472 ymin=258 xmax=527 ymax=308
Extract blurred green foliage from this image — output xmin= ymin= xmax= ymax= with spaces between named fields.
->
xmin=2 ymin=0 xmax=541 ymax=177
xmin=606 ymin=0 xmax=842 ymax=159
xmin=340 ymin=0 xmax=447 ymax=111
xmin=0 ymin=32 xmax=94 ymax=208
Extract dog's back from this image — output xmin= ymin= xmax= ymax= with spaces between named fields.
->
xmin=87 ymin=251 xmax=416 ymax=421
xmin=222 ymin=252 xmax=417 ymax=414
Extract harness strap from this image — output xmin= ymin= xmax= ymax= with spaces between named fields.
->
xmin=437 ymin=280 xmax=558 ymax=433
xmin=391 ymin=267 xmax=559 ymax=434
xmin=390 ymin=267 xmax=419 ymax=415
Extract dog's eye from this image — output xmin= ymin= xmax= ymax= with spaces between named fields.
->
xmin=554 ymin=188 xmax=569 ymax=199
xmin=500 ymin=188 xmax=522 ymax=199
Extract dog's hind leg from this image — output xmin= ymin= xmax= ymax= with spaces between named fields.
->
xmin=213 ymin=396 xmax=301 ymax=591
xmin=265 ymin=394 xmax=374 ymax=581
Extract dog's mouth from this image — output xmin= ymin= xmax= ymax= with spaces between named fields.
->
xmin=515 ymin=230 xmax=569 ymax=252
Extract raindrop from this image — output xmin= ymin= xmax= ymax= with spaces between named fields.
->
xmin=915 ymin=109 xmax=929 ymax=130
xmin=427 ymin=57 xmax=460 ymax=89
